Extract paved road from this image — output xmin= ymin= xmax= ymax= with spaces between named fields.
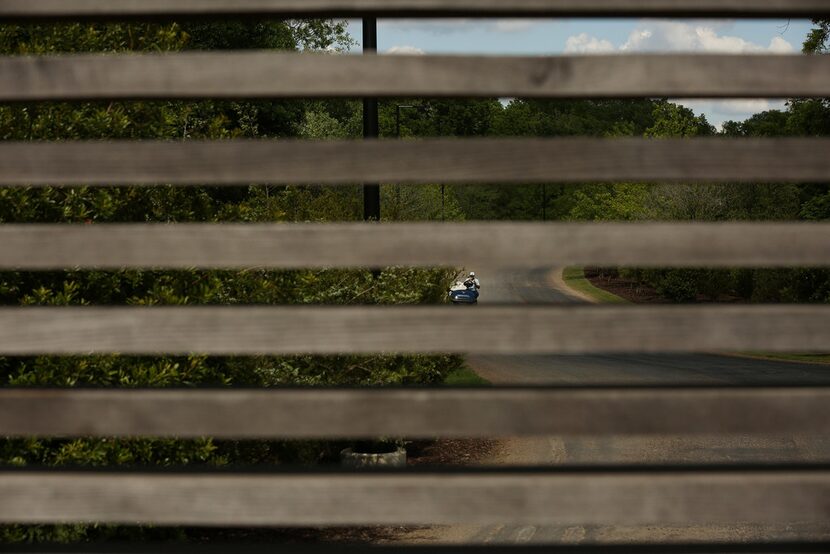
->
xmin=450 ymin=267 xmax=830 ymax=544
xmin=470 ymin=267 xmax=830 ymax=387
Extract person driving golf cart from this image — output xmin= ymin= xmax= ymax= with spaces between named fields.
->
xmin=464 ymin=272 xmax=481 ymax=291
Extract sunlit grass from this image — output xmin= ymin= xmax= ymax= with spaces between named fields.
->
xmin=444 ymin=366 xmax=490 ymax=386
xmin=562 ymin=267 xmax=629 ymax=304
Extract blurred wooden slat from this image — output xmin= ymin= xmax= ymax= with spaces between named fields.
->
xmin=2 ymin=0 xmax=829 ymax=19
xmin=0 ymin=222 xmax=829 ymax=269
xmin=2 ymin=138 xmax=830 ymax=186
xmin=2 ymin=545 xmax=829 ymax=554
xmin=3 ymin=53 xmax=830 ymax=101
xmin=2 ymin=388 xmax=829 ymax=439
xmin=2 ymin=469 xmax=828 ymax=526
xmin=0 ymin=306 xmax=828 ymax=355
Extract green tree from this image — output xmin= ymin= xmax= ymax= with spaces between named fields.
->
xmin=804 ymin=19 xmax=830 ymax=54
xmin=645 ymin=102 xmax=716 ymax=138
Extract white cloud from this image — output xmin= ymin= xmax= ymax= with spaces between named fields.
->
xmin=620 ymin=29 xmax=654 ymax=52
xmin=619 ymin=21 xmax=794 ymax=54
xmin=674 ymin=99 xmax=788 ymax=129
xmin=568 ymin=21 xmax=794 ymax=55
xmin=561 ymin=22 xmax=796 ymax=125
xmin=385 ymin=45 xmax=426 ymax=55
xmin=565 ymin=33 xmax=615 ymax=53
xmin=768 ymin=36 xmax=796 ymax=53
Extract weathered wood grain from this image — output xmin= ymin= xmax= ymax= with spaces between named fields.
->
xmin=2 ymin=470 xmax=828 ymax=526
xmin=2 ymin=0 xmax=829 ymax=19
xmin=0 ymin=222 xmax=828 ymax=269
xmin=1 ymin=545 xmax=828 ymax=554
xmin=0 ymin=306 xmax=828 ymax=355
xmin=2 ymin=546 xmax=828 ymax=554
xmin=2 ymin=388 xmax=828 ymax=439
xmin=2 ymin=138 xmax=829 ymax=186
xmin=2 ymin=53 xmax=829 ymax=101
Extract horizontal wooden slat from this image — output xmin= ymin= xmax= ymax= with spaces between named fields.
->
xmin=0 ymin=306 xmax=828 ymax=355
xmin=2 ymin=139 xmax=830 ymax=186
xmin=1 ymin=469 xmax=828 ymax=526
xmin=1 ymin=388 xmax=829 ymax=439
xmin=2 ymin=0 xmax=830 ymax=19
xmin=4 ymin=546 xmax=830 ymax=554
xmin=2 ymin=53 xmax=830 ymax=101
xmin=0 ymin=222 xmax=828 ymax=269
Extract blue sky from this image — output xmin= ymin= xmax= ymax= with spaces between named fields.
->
xmin=344 ymin=18 xmax=815 ymax=128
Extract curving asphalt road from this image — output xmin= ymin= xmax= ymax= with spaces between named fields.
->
xmin=446 ymin=267 xmax=830 ymax=544
xmin=469 ymin=267 xmax=830 ymax=387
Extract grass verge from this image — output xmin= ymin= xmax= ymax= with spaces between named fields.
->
xmin=444 ymin=366 xmax=490 ymax=386
xmin=562 ymin=267 xmax=629 ymax=304
xmin=562 ymin=269 xmax=830 ymax=366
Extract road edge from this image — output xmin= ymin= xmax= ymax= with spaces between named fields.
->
xmin=557 ymin=268 xmax=830 ymax=367
xmin=551 ymin=267 xmax=631 ymax=304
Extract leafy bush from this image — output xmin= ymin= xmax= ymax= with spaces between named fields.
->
xmin=647 ymin=269 xmax=700 ymax=303
xmin=0 ymin=19 xmax=464 ymax=545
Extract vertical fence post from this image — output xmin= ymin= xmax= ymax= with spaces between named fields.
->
xmin=363 ymin=18 xmax=380 ymax=222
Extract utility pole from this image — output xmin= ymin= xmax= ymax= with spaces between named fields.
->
xmin=363 ymin=18 xmax=380 ymax=222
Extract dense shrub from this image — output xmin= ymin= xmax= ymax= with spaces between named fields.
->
xmin=0 ymin=19 xmax=464 ymax=545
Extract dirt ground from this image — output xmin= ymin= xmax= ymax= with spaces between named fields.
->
xmin=406 ymin=438 xmax=498 ymax=467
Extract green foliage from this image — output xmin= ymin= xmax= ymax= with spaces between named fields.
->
xmin=803 ymin=19 xmax=830 ymax=54
xmin=617 ymin=91 xmax=830 ymax=304
xmin=800 ymin=188 xmax=830 ymax=221
xmin=626 ymin=269 xmax=733 ymax=303
xmin=0 ymin=19 xmax=464 ymax=545
xmin=382 ymin=184 xmax=464 ymax=222
xmin=722 ymin=101 xmax=830 ymax=139
xmin=493 ymin=99 xmax=659 ymax=137
xmin=645 ymin=103 xmax=715 ymax=138
xmin=567 ymin=184 xmax=651 ymax=221
xmin=426 ymin=88 xmax=830 ymax=304
xmin=379 ymin=99 xmax=502 ymax=139
xmin=722 ymin=110 xmax=790 ymax=137
xmin=648 ymin=269 xmax=700 ymax=303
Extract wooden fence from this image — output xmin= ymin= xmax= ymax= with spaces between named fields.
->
xmin=1 ymin=1 xmax=829 ymax=552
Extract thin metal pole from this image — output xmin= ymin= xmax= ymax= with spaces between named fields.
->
xmin=442 ymin=184 xmax=445 ymax=222
xmin=362 ymin=18 xmax=380 ymax=222
xmin=542 ymin=183 xmax=547 ymax=221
